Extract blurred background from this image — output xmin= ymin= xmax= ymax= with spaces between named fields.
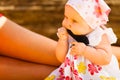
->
xmin=0 ymin=0 xmax=120 ymax=46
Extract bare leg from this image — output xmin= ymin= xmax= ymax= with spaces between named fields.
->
xmin=0 ymin=16 xmax=60 ymax=66
xmin=0 ymin=55 xmax=57 ymax=80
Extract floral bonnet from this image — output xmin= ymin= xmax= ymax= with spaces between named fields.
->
xmin=66 ymin=0 xmax=111 ymax=29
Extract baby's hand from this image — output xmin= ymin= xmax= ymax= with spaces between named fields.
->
xmin=70 ymin=42 xmax=86 ymax=56
xmin=57 ymin=27 xmax=68 ymax=40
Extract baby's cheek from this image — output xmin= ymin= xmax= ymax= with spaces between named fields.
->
xmin=62 ymin=20 xmax=69 ymax=28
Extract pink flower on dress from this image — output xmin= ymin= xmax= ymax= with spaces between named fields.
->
xmin=72 ymin=69 xmax=83 ymax=80
xmin=74 ymin=55 xmax=78 ymax=60
xmin=97 ymin=65 xmax=102 ymax=71
xmin=75 ymin=75 xmax=83 ymax=80
xmin=70 ymin=61 xmax=75 ymax=72
xmin=73 ymin=69 xmax=78 ymax=76
xmin=88 ymin=63 xmax=99 ymax=75
xmin=56 ymin=76 xmax=65 ymax=80
xmin=64 ymin=57 xmax=71 ymax=67
xmin=65 ymin=76 xmax=72 ymax=80
xmin=59 ymin=67 xmax=64 ymax=76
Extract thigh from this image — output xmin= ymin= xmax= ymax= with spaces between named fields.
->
xmin=0 ymin=55 xmax=57 ymax=80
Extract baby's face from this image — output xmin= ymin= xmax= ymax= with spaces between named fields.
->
xmin=62 ymin=5 xmax=93 ymax=35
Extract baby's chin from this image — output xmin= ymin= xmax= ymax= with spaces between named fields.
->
xmin=73 ymin=32 xmax=88 ymax=35
xmin=72 ymin=32 xmax=82 ymax=35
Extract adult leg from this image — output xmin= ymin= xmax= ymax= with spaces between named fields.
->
xmin=0 ymin=55 xmax=57 ymax=80
xmin=0 ymin=16 xmax=60 ymax=66
xmin=0 ymin=15 xmax=59 ymax=80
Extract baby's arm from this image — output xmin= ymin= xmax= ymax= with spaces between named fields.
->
xmin=56 ymin=27 xmax=69 ymax=63
xmin=84 ymin=34 xmax=112 ymax=65
xmin=71 ymin=34 xmax=112 ymax=65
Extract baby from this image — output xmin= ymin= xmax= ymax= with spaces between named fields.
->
xmin=45 ymin=0 xmax=120 ymax=80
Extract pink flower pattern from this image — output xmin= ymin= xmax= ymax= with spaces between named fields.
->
xmin=88 ymin=63 xmax=102 ymax=75
xmin=56 ymin=76 xmax=65 ymax=80
xmin=65 ymin=76 xmax=72 ymax=80
xmin=74 ymin=75 xmax=83 ymax=80
xmin=73 ymin=69 xmax=78 ymax=76
xmin=64 ymin=57 xmax=71 ymax=67
xmin=70 ymin=61 xmax=74 ymax=72
xmin=94 ymin=5 xmax=102 ymax=18
xmin=59 ymin=67 xmax=64 ymax=76
xmin=74 ymin=55 xmax=78 ymax=60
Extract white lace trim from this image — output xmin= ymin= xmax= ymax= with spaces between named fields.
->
xmin=104 ymin=28 xmax=117 ymax=44
xmin=87 ymin=27 xmax=117 ymax=46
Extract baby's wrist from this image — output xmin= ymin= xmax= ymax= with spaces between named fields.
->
xmin=59 ymin=37 xmax=68 ymax=41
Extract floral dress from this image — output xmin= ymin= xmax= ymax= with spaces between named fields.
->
xmin=45 ymin=27 xmax=120 ymax=80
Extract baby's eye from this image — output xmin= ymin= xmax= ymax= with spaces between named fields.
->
xmin=72 ymin=20 xmax=77 ymax=23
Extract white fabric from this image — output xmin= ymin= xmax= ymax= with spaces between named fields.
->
xmin=104 ymin=28 xmax=117 ymax=44
xmin=87 ymin=27 xmax=117 ymax=46
xmin=66 ymin=0 xmax=111 ymax=29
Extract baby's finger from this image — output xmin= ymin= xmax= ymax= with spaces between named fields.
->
xmin=70 ymin=49 xmax=78 ymax=56
xmin=70 ymin=48 xmax=76 ymax=55
xmin=58 ymin=28 xmax=65 ymax=33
